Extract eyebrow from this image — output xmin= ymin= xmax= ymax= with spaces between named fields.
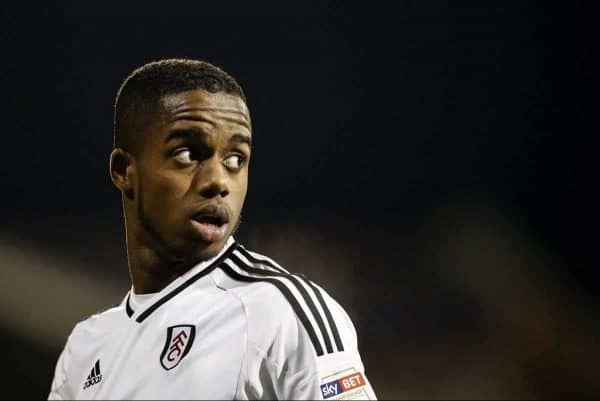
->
xmin=165 ymin=128 xmax=252 ymax=147
xmin=165 ymin=127 xmax=207 ymax=143
xmin=230 ymin=133 xmax=252 ymax=147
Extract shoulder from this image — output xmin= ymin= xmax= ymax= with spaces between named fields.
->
xmin=62 ymin=300 xmax=127 ymax=353
xmin=214 ymin=243 xmax=358 ymax=359
xmin=50 ymin=300 xmax=126 ymax=395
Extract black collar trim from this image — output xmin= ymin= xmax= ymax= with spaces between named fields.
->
xmin=127 ymin=241 xmax=237 ymax=323
xmin=125 ymin=294 xmax=134 ymax=317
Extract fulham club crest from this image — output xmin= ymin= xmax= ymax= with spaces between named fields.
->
xmin=160 ymin=325 xmax=196 ymax=370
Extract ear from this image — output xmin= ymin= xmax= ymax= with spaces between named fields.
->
xmin=109 ymin=148 xmax=135 ymax=200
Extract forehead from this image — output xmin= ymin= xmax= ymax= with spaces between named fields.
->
xmin=160 ymin=89 xmax=251 ymax=131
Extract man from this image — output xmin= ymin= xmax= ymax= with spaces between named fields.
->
xmin=48 ymin=59 xmax=376 ymax=400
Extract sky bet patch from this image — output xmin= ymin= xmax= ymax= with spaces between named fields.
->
xmin=320 ymin=371 xmax=367 ymax=399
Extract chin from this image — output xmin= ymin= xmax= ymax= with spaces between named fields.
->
xmin=193 ymin=242 xmax=223 ymax=260
xmin=175 ymin=235 xmax=228 ymax=262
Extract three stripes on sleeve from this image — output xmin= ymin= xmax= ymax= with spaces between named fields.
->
xmin=221 ymin=244 xmax=345 ymax=357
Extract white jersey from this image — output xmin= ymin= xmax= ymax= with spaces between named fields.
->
xmin=48 ymin=237 xmax=377 ymax=400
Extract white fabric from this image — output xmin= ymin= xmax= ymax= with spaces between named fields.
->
xmin=128 ymin=291 xmax=156 ymax=309
xmin=48 ymin=237 xmax=376 ymax=400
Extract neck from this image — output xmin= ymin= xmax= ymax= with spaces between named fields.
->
xmin=125 ymin=226 xmax=230 ymax=295
xmin=127 ymin=244 xmax=184 ymax=294
xmin=122 ymin=201 xmax=231 ymax=294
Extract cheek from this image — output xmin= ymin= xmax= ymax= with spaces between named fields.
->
xmin=231 ymin=175 xmax=248 ymax=209
xmin=142 ymin=171 xmax=191 ymax=210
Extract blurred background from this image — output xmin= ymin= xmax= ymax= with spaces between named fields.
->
xmin=0 ymin=1 xmax=597 ymax=399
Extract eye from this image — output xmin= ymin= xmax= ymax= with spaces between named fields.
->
xmin=173 ymin=149 xmax=195 ymax=165
xmin=223 ymin=154 xmax=246 ymax=170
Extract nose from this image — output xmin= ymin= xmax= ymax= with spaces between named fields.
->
xmin=194 ymin=157 xmax=229 ymax=199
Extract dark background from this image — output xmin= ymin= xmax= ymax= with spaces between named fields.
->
xmin=0 ymin=1 xmax=597 ymax=399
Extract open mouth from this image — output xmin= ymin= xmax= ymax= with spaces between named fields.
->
xmin=191 ymin=205 xmax=230 ymax=242
xmin=193 ymin=214 xmax=227 ymax=226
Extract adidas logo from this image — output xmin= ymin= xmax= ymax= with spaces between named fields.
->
xmin=83 ymin=359 xmax=103 ymax=390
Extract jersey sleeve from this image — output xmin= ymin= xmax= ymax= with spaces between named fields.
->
xmin=239 ymin=282 xmax=377 ymax=400
xmin=310 ymin=291 xmax=377 ymax=400
xmin=48 ymin=342 xmax=72 ymax=400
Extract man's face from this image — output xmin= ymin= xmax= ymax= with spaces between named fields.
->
xmin=132 ymin=89 xmax=251 ymax=261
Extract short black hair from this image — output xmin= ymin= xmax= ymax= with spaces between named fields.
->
xmin=114 ymin=59 xmax=246 ymax=152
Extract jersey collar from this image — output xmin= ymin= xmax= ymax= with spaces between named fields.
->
xmin=124 ymin=237 xmax=237 ymax=322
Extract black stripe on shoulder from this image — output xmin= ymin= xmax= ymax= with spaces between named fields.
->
xmin=298 ymin=274 xmax=344 ymax=352
xmin=219 ymin=259 xmax=325 ymax=357
xmin=230 ymin=251 xmax=334 ymax=354
xmin=236 ymin=246 xmax=287 ymax=273
xmin=136 ymin=241 xmax=237 ymax=323
xmin=237 ymin=246 xmax=344 ymax=353
xmin=125 ymin=294 xmax=134 ymax=318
